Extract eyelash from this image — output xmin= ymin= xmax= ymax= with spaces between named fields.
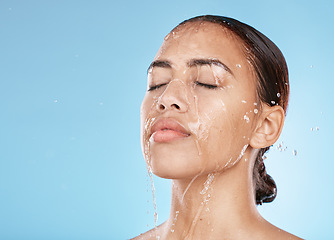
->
xmin=147 ymin=83 xmax=167 ymax=91
xmin=147 ymin=81 xmax=218 ymax=91
xmin=195 ymin=81 xmax=218 ymax=89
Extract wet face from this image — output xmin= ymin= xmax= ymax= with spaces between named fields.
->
xmin=141 ymin=22 xmax=260 ymax=179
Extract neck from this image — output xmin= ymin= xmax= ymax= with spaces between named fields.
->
xmin=160 ymin=149 xmax=264 ymax=239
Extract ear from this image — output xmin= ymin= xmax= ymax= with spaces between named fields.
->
xmin=250 ymin=105 xmax=285 ymax=149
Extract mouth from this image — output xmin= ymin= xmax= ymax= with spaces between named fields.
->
xmin=150 ymin=118 xmax=190 ymax=143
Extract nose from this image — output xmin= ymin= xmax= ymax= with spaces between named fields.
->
xmin=156 ymin=80 xmax=189 ymax=113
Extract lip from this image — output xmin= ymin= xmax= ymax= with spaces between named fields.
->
xmin=150 ymin=118 xmax=190 ymax=143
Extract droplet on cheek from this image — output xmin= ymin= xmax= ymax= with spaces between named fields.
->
xmin=254 ymin=109 xmax=258 ymax=114
xmin=236 ymin=64 xmax=242 ymax=68
xmin=241 ymin=100 xmax=247 ymax=103
xmin=243 ymin=114 xmax=250 ymax=123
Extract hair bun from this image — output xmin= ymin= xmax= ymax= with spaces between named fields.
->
xmin=254 ymin=148 xmax=277 ymax=205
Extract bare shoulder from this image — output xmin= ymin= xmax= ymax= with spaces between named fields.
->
xmin=260 ymin=221 xmax=303 ymax=240
xmin=271 ymin=229 xmax=303 ymax=240
xmin=130 ymin=226 xmax=162 ymax=240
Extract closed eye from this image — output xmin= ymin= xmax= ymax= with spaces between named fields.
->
xmin=195 ymin=81 xmax=218 ymax=89
xmin=148 ymin=83 xmax=168 ymax=91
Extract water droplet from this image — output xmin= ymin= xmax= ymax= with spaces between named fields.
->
xmin=241 ymin=100 xmax=247 ymax=103
xmin=271 ymin=100 xmax=275 ymax=105
xmin=254 ymin=102 xmax=258 ymax=106
xmin=311 ymin=128 xmax=314 ymax=131
xmin=243 ymin=115 xmax=250 ymax=123
xmin=236 ymin=64 xmax=241 ymax=68
xmin=293 ymin=150 xmax=297 ymax=156
xmin=254 ymin=109 xmax=258 ymax=114
xmin=316 ymin=126 xmax=320 ymax=131
xmin=277 ymin=93 xmax=281 ymax=98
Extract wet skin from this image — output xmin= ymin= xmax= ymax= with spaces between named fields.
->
xmin=136 ymin=22 xmax=302 ymax=240
xmin=141 ymin=22 xmax=259 ymax=180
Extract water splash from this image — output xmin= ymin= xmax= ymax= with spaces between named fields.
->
xmin=243 ymin=114 xmax=250 ymax=123
xmin=200 ymin=173 xmax=215 ymax=195
xmin=170 ymin=210 xmax=180 ymax=233
xmin=311 ymin=126 xmax=320 ymax=131
xmin=293 ymin=150 xmax=297 ymax=156
xmin=147 ymin=167 xmax=158 ymax=229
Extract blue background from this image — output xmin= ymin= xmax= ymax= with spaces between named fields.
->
xmin=1 ymin=0 xmax=333 ymax=239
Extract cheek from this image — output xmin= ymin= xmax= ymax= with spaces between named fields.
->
xmin=195 ymin=97 xmax=255 ymax=169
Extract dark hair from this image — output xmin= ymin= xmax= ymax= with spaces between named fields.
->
xmin=175 ymin=15 xmax=289 ymax=205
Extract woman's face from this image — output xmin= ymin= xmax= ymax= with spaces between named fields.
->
xmin=141 ymin=22 xmax=260 ymax=179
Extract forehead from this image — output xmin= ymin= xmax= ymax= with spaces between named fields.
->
xmin=155 ymin=22 xmax=246 ymax=64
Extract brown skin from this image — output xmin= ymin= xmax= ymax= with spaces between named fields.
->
xmin=134 ymin=22 xmax=302 ymax=240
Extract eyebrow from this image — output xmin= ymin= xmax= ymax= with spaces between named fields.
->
xmin=147 ymin=58 xmax=233 ymax=76
xmin=187 ymin=58 xmax=234 ymax=76
xmin=147 ymin=60 xmax=172 ymax=73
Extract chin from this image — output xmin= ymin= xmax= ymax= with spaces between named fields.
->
xmin=150 ymin=155 xmax=203 ymax=180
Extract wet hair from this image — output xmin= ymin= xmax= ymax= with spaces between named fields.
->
xmin=175 ymin=15 xmax=289 ymax=205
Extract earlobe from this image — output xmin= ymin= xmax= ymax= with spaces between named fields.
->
xmin=250 ymin=105 xmax=285 ymax=149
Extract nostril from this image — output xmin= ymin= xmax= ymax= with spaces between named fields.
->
xmin=172 ymin=104 xmax=180 ymax=110
xmin=159 ymin=104 xmax=165 ymax=111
